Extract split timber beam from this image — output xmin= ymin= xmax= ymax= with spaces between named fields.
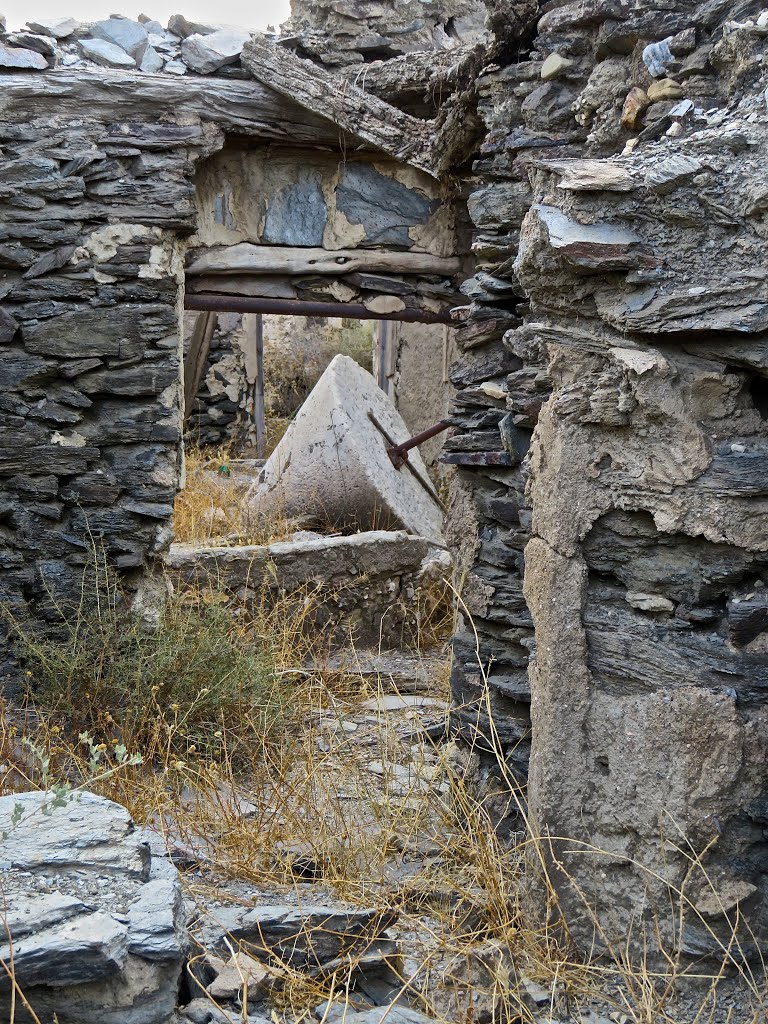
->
xmin=241 ymin=39 xmax=440 ymax=178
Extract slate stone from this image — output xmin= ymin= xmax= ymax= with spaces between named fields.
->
xmin=263 ymin=169 xmax=327 ymax=246
xmin=0 ymin=908 xmax=128 ymax=990
xmin=127 ymin=879 xmax=185 ymax=961
xmin=25 ymin=17 xmax=80 ymax=38
xmin=23 ymin=307 xmax=161 ymax=358
xmin=22 ymin=245 xmax=77 ymax=280
xmin=0 ymin=349 xmax=51 ymax=390
xmin=77 ymin=363 xmax=178 ymax=396
xmin=167 ymin=14 xmax=219 ymax=38
xmin=336 ymin=162 xmax=438 ymax=247
xmin=0 ymin=307 xmax=18 ymax=343
xmin=91 ymin=18 xmax=149 ymax=60
xmin=139 ymin=45 xmax=164 ymax=73
xmin=180 ymin=28 xmax=251 ymax=73
xmin=6 ymin=32 xmax=58 ymax=56
xmin=0 ymin=243 xmax=37 ymax=268
xmin=78 ymin=38 xmax=136 ymax=68
xmin=532 ymin=204 xmax=656 ymax=273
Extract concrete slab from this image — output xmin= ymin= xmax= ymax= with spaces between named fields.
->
xmin=166 ymin=530 xmax=439 ymax=647
xmin=248 ymin=354 xmax=444 ymax=544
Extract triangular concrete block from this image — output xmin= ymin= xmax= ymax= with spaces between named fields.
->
xmin=248 ymin=354 xmax=444 ymax=544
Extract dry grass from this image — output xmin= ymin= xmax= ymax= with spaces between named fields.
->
xmin=2 ymin=488 xmax=767 ymax=1023
xmin=173 ymin=444 xmax=295 ymax=547
xmin=3 ymin=575 xmax=767 ymax=1024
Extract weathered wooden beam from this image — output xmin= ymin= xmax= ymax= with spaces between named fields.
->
xmin=186 ymin=243 xmax=460 ymax=278
xmin=0 ymin=69 xmax=347 ymax=145
xmin=240 ymin=39 xmax=438 ymax=178
xmin=183 ymin=311 xmax=217 ymax=428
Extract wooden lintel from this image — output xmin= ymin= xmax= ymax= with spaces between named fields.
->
xmin=186 ymin=243 xmax=460 ymax=278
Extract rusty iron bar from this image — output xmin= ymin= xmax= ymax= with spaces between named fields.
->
xmin=367 ymin=411 xmax=445 ymax=509
xmin=386 ymin=419 xmax=452 ymax=469
xmin=185 ymin=292 xmax=456 ymax=324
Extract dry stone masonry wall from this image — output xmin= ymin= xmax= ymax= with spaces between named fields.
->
xmin=443 ymin=0 xmax=768 ymax=959
xmin=0 ymin=64 xmax=344 ymax=669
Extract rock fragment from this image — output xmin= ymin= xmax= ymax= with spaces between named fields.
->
xmin=168 ymin=14 xmax=220 ymax=38
xmin=139 ymin=45 xmax=164 ymax=72
xmin=181 ymin=27 xmax=251 ymax=73
xmin=645 ymin=154 xmax=703 ymax=195
xmin=0 ymin=41 xmax=48 ymax=69
xmin=26 ymin=16 xmax=79 ymax=38
xmin=91 ymin=18 xmax=149 ymax=60
xmin=642 ymin=37 xmax=674 ymax=77
xmin=625 ymin=592 xmax=675 ymax=613
xmin=647 ymin=78 xmax=684 ymax=102
xmin=621 ymin=86 xmax=649 ymax=130
xmin=540 ymin=52 xmax=573 ymax=80
xmin=6 ymin=32 xmax=57 ymax=56
xmin=78 ymin=37 xmax=136 ymax=68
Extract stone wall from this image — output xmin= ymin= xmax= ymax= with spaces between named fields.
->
xmin=281 ymin=0 xmax=487 ymax=67
xmin=442 ymin=0 xmax=768 ymax=958
xmin=189 ymin=142 xmax=463 ymax=319
xmin=0 ymin=67 xmax=346 ymax=668
xmin=0 ymin=57 xmax=461 ymax=665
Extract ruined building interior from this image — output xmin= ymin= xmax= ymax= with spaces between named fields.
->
xmin=1 ymin=0 xmax=768 ymax=1022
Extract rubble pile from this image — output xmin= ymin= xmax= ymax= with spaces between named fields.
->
xmin=0 ymin=13 xmax=255 ymax=76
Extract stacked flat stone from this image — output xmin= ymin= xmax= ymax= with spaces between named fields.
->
xmin=439 ymin=0 xmax=768 ymax=963
xmin=0 ymin=12 xmax=257 ymax=75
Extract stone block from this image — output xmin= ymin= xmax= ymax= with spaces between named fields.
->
xmin=78 ymin=38 xmax=136 ymax=68
xmin=91 ymin=19 xmax=149 ymax=60
xmin=0 ymin=792 xmax=184 ymax=1024
xmin=248 ymin=355 xmax=443 ymax=545
xmin=336 ymin=162 xmax=438 ymax=247
xmin=181 ymin=28 xmax=251 ymax=73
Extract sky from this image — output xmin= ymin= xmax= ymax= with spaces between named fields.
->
xmin=4 ymin=0 xmax=291 ymax=32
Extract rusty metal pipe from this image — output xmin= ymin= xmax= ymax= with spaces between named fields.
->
xmin=184 ymin=292 xmax=455 ymax=324
xmin=386 ymin=419 xmax=451 ymax=469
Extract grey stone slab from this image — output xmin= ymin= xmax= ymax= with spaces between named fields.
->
xmin=78 ymin=37 xmax=136 ymax=68
xmin=6 ymin=32 xmax=58 ymax=55
xmin=90 ymin=19 xmax=149 ymax=60
xmin=0 ymin=911 xmax=128 ymax=989
xmin=263 ymin=169 xmax=327 ymax=246
xmin=127 ymin=878 xmax=185 ymax=961
xmin=181 ymin=28 xmax=251 ymax=73
xmin=25 ymin=16 xmax=80 ymax=38
xmin=0 ymin=791 xmax=150 ymax=878
xmin=0 ymin=42 xmax=48 ymax=69
xmin=336 ymin=162 xmax=438 ymax=247
xmin=139 ymin=45 xmax=164 ymax=73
